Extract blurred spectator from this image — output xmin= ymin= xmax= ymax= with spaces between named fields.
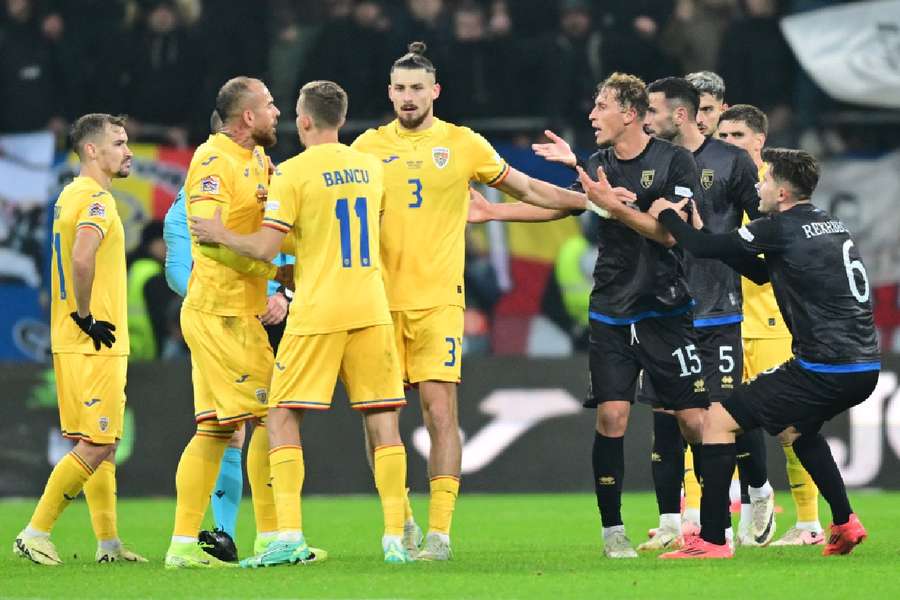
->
xmin=394 ymin=0 xmax=452 ymax=54
xmin=268 ymin=0 xmax=326 ymax=120
xmin=45 ymin=0 xmax=133 ymax=118
xmin=660 ymin=0 xmax=737 ymax=74
xmin=0 ymin=197 xmax=43 ymax=287
xmin=545 ymin=0 xmax=602 ymax=143
xmin=0 ymin=0 xmax=67 ymax=134
xmin=718 ymin=0 xmax=796 ymax=139
xmin=304 ymin=0 xmax=394 ymax=120
xmin=597 ymin=0 xmax=675 ymax=38
xmin=125 ymin=0 xmax=198 ymax=147
xmin=499 ymin=0 xmax=558 ymax=38
xmin=126 ymin=220 xmax=177 ymax=360
xmin=439 ymin=1 xmax=507 ymax=120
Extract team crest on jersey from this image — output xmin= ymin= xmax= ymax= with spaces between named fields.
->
xmin=201 ymin=176 xmax=220 ymax=194
xmin=432 ymin=147 xmax=450 ymax=169
xmin=88 ymin=202 xmax=106 ymax=217
xmin=256 ymin=184 xmax=267 ymax=202
xmin=98 ymin=416 xmax=109 ymax=432
xmin=640 ymin=170 xmax=655 ymax=189
xmin=701 ymin=169 xmax=715 ymax=190
xmin=255 ymin=388 xmax=268 ymax=404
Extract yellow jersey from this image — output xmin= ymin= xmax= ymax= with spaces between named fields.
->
xmin=183 ymin=133 xmax=271 ymax=316
xmin=741 ymin=163 xmax=790 ymax=339
xmin=51 ymin=176 xmax=129 ymax=355
xmin=262 ymin=143 xmax=392 ymax=335
xmin=351 ymin=118 xmax=509 ymax=310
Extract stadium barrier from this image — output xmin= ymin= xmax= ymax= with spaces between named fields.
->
xmin=2 ymin=355 xmax=900 ymax=496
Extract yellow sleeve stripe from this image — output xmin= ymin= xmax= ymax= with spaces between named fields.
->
xmin=188 ymin=196 xmax=225 ymax=204
xmin=486 ymin=162 xmax=511 ymax=187
xmin=262 ymin=217 xmax=292 ymax=232
xmin=76 ymin=222 xmax=105 ymax=239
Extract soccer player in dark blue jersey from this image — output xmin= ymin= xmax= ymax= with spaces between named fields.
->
xmin=603 ymin=148 xmax=878 ymax=559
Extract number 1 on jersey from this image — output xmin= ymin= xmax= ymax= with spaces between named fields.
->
xmin=335 ymin=197 xmax=371 ymax=268
xmin=54 ymin=232 xmax=67 ymax=299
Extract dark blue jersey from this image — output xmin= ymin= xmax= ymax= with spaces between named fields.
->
xmin=737 ymin=204 xmax=880 ymax=366
xmin=577 ymin=137 xmax=701 ymax=323
xmin=688 ymin=138 xmax=761 ymax=326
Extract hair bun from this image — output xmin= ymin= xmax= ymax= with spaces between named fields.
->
xmin=408 ymin=41 xmax=427 ymax=55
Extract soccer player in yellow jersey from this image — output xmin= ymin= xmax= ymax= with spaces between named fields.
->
xmin=191 ymin=80 xmax=413 ymax=565
xmin=14 ymin=114 xmax=146 ymax=565
xmin=165 ymin=77 xmax=288 ymax=569
xmin=718 ymin=104 xmax=824 ymax=545
xmin=351 ymin=42 xmax=622 ymax=559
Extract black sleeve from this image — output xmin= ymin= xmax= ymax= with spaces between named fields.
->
xmin=658 ymin=209 xmax=770 ymax=284
xmin=731 ymin=150 xmax=762 ymax=220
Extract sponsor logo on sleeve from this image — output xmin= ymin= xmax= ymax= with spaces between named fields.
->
xmin=200 ymin=176 xmax=220 ymax=194
xmin=87 ymin=202 xmax=106 ymax=217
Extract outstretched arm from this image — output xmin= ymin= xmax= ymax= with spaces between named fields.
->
xmin=467 ymin=187 xmax=569 ymax=223
xmin=655 ymin=205 xmax=770 ymax=284
xmin=575 ymin=166 xmax=677 ymax=246
xmin=495 ymin=166 xmax=636 ymax=216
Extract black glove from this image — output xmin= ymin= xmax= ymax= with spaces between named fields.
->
xmin=70 ymin=312 xmax=116 ymax=350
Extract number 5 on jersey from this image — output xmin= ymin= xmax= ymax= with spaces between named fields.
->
xmin=335 ymin=197 xmax=371 ymax=268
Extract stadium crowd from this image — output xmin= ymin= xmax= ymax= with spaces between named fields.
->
xmin=1 ymin=0 xmax=841 ymax=148
xmin=1 ymin=0 xmax=892 ymax=363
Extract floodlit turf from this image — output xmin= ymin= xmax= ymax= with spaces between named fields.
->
xmin=2 ymin=492 xmax=899 ymax=599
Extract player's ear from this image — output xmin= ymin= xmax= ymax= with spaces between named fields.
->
xmin=242 ymin=107 xmax=255 ymax=129
xmin=432 ymin=82 xmax=441 ymax=100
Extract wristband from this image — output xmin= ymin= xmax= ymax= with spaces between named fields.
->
xmin=584 ymin=197 xmax=611 ymax=219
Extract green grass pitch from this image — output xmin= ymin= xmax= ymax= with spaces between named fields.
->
xmin=2 ymin=492 xmax=899 ymax=599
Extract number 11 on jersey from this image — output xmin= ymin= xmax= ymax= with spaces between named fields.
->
xmin=335 ymin=197 xmax=371 ymax=268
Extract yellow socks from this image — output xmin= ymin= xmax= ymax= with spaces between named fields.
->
xmin=784 ymin=443 xmax=820 ymax=523
xmin=83 ymin=460 xmax=117 ymax=541
xmin=404 ymin=488 xmax=414 ymax=522
xmin=172 ymin=425 xmax=233 ymax=538
xmin=683 ymin=446 xmax=701 ymax=513
xmin=247 ymin=424 xmax=278 ymax=534
xmin=30 ymin=451 xmax=94 ymax=533
xmin=373 ymin=445 xmax=407 ymax=536
xmin=269 ymin=445 xmax=304 ymax=533
xmin=428 ymin=475 xmax=460 ymax=535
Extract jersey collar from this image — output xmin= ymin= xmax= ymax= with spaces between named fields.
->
xmin=390 ymin=117 xmax=446 ymax=143
xmin=209 ymin=132 xmax=254 ymax=160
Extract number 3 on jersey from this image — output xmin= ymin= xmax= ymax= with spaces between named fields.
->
xmin=335 ymin=197 xmax=370 ymax=268
xmin=407 ymin=178 xmax=423 ymax=208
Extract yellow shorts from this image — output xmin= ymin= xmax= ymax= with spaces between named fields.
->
xmin=743 ymin=336 xmax=793 ymax=381
xmin=53 ymin=353 xmax=127 ymax=445
xmin=181 ymin=306 xmax=273 ymax=425
xmin=271 ymin=324 xmax=405 ymax=411
xmin=392 ymin=305 xmax=464 ymax=384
